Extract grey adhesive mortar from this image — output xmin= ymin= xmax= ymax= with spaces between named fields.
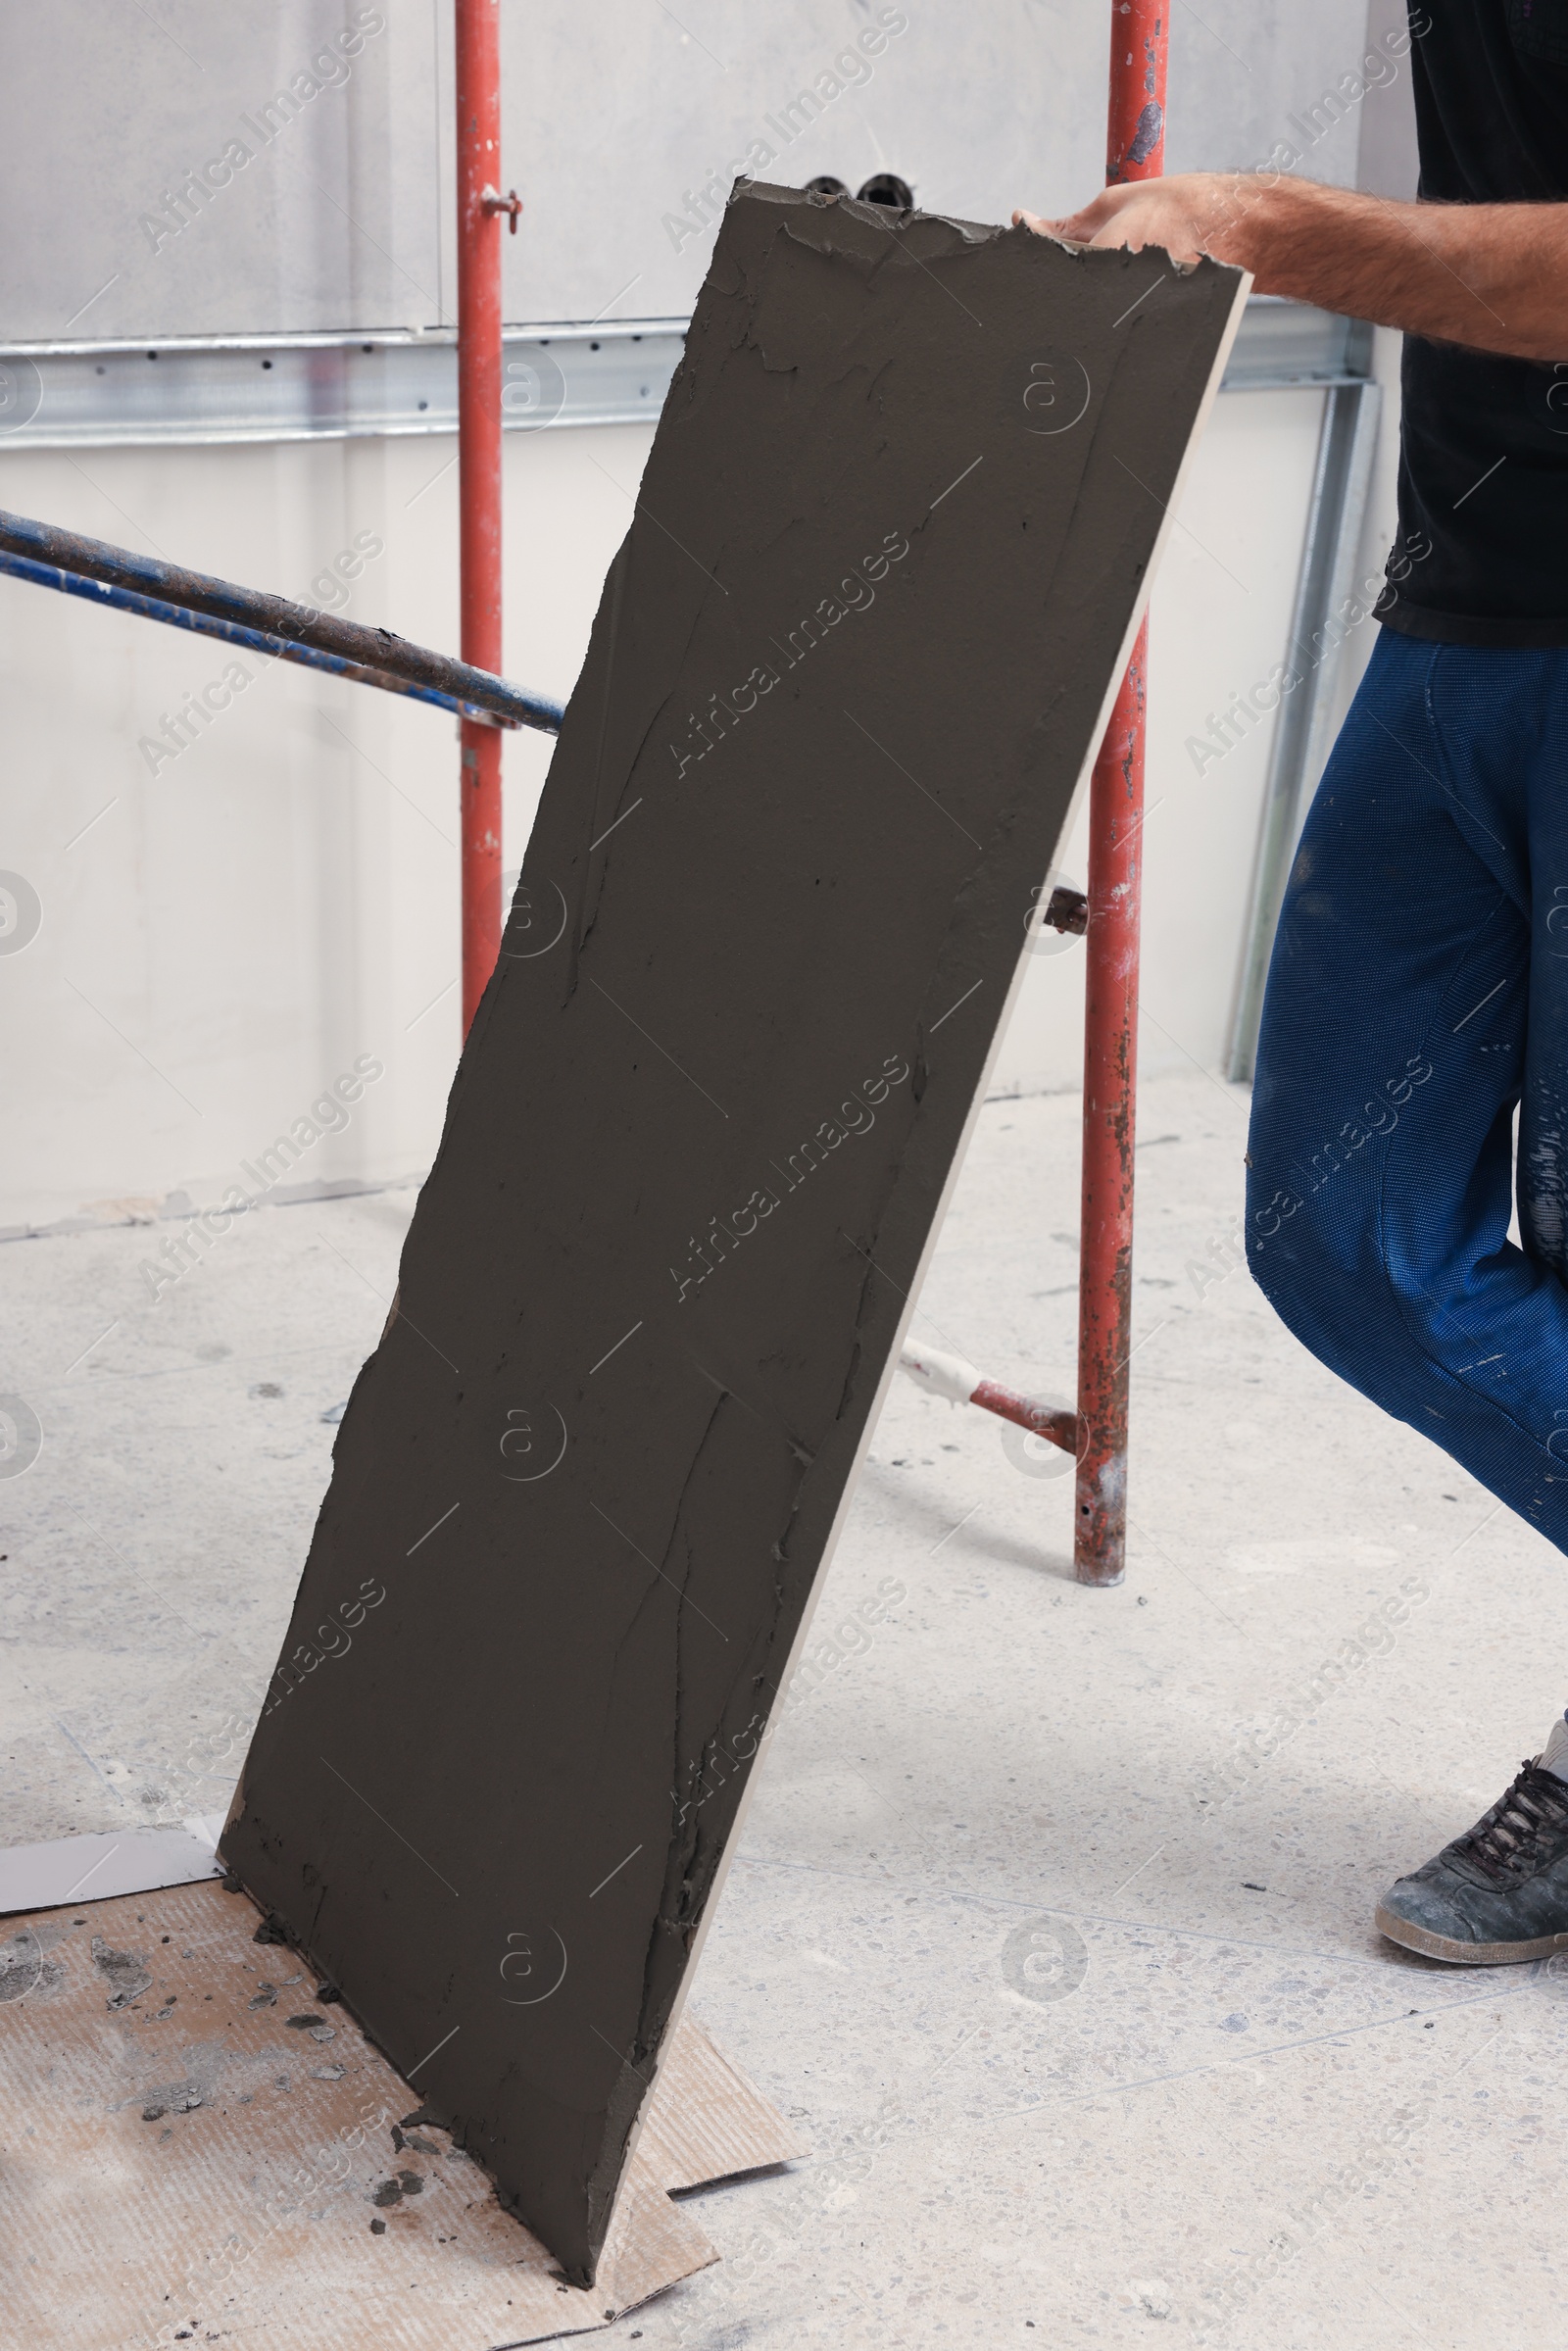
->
xmin=220 ymin=181 xmax=1246 ymax=2284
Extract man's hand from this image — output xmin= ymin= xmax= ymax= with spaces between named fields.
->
xmin=1012 ymin=171 xmax=1568 ymax=364
xmin=1014 ymin=175 xmax=1249 ymax=268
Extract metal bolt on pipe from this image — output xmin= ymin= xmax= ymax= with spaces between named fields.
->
xmin=1075 ymin=1 xmax=1167 ymax=1586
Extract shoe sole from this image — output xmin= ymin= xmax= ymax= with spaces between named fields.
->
xmin=1375 ymin=1902 xmax=1568 ymax=1966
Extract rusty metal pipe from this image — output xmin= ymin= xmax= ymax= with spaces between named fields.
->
xmin=0 ymin=545 xmax=551 ymax=730
xmin=970 ymin=1379 xmax=1079 ymax=1455
xmin=1075 ymin=0 xmax=1167 ymax=1587
xmin=456 ymin=0 xmax=506 ymax=1035
xmin=898 ymin=1341 xmax=1078 ymax=1455
xmin=1075 ymin=632 xmax=1148 ymax=1583
xmin=0 ymin=506 xmax=562 ymax=735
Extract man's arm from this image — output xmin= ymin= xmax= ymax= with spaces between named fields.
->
xmin=1015 ymin=174 xmax=1568 ymax=364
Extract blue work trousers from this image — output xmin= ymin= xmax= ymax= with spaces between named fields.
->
xmin=1248 ymin=628 xmax=1568 ymax=1548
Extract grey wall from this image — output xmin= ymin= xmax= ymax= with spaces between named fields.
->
xmin=2 ymin=6 xmax=442 ymax=340
xmin=2 ymin=0 xmax=1393 ymax=343
xmin=0 ymin=1 xmax=1416 ymax=1220
xmin=1357 ymin=0 xmax=1422 ymax=199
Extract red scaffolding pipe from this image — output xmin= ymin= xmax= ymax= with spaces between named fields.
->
xmin=446 ymin=6 xmax=1161 ymax=1553
xmin=1074 ymin=1 xmax=1167 ymax=1586
xmin=456 ymin=0 xmax=505 ymax=1035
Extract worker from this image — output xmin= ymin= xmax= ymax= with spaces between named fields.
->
xmin=1019 ymin=1 xmax=1568 ymax=1967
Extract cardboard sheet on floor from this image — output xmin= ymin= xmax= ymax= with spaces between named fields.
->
xmin=0 ymin=1880 xmax=803 ymax=2348
xmin=220 ymin=182 xmax=1248 ymax=2284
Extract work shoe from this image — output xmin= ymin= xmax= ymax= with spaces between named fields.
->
xmin=1376 ymin=1716 xmax=1568 ymax=1964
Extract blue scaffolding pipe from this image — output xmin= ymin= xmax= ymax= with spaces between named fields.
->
xmin=0 ymin=549 xmax=544 ymax=730
xmin=0 ymin=508 xmax=564 ymax=736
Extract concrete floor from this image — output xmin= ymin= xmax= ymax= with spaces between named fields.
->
xmin=5 ymin=1066 xmax=1566 ymax=2348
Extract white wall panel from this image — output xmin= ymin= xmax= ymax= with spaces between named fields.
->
xmin=1 ymin=0 xmax=1383 ymax=341
xmin=987 ymin=387 xmax=1328 ymax=1102
xmin=0 ymin=0 xmax=1407 ymax=1224
xmin=0 ymin=423 xmax=634 ymax=1229
xmin=1 ymin=6 xmax=440 ymax=341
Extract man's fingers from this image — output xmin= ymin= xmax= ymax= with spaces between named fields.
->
xmin=1014 ymin=206 xmax=1099 ymax=245
xmin=1014 ymin=182 xmax=1210 ymax=263
xmin=1022 ymin=188 xmax=1150 ymax=240
xmin=1067 ymin=184 xmax=1146 ymax=227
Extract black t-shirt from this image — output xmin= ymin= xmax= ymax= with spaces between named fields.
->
xmin=1383 ymin=0 xmax=1568 ymax=644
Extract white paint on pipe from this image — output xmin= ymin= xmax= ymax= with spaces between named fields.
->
xmin=897 ymin=1338 xmax=980 ymax=1406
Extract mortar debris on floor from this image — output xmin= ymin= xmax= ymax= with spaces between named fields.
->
xmin=4 ymin=1070 xmax=1562 ymax=2350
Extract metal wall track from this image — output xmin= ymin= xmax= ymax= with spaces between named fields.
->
xmin=0 ymin=321 xmax=687 ymax=449
xmin=0 ymin=298 xmax=1367 ymax=452
xmin=1226 ymin=371 xmax=1383 ymax=1082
